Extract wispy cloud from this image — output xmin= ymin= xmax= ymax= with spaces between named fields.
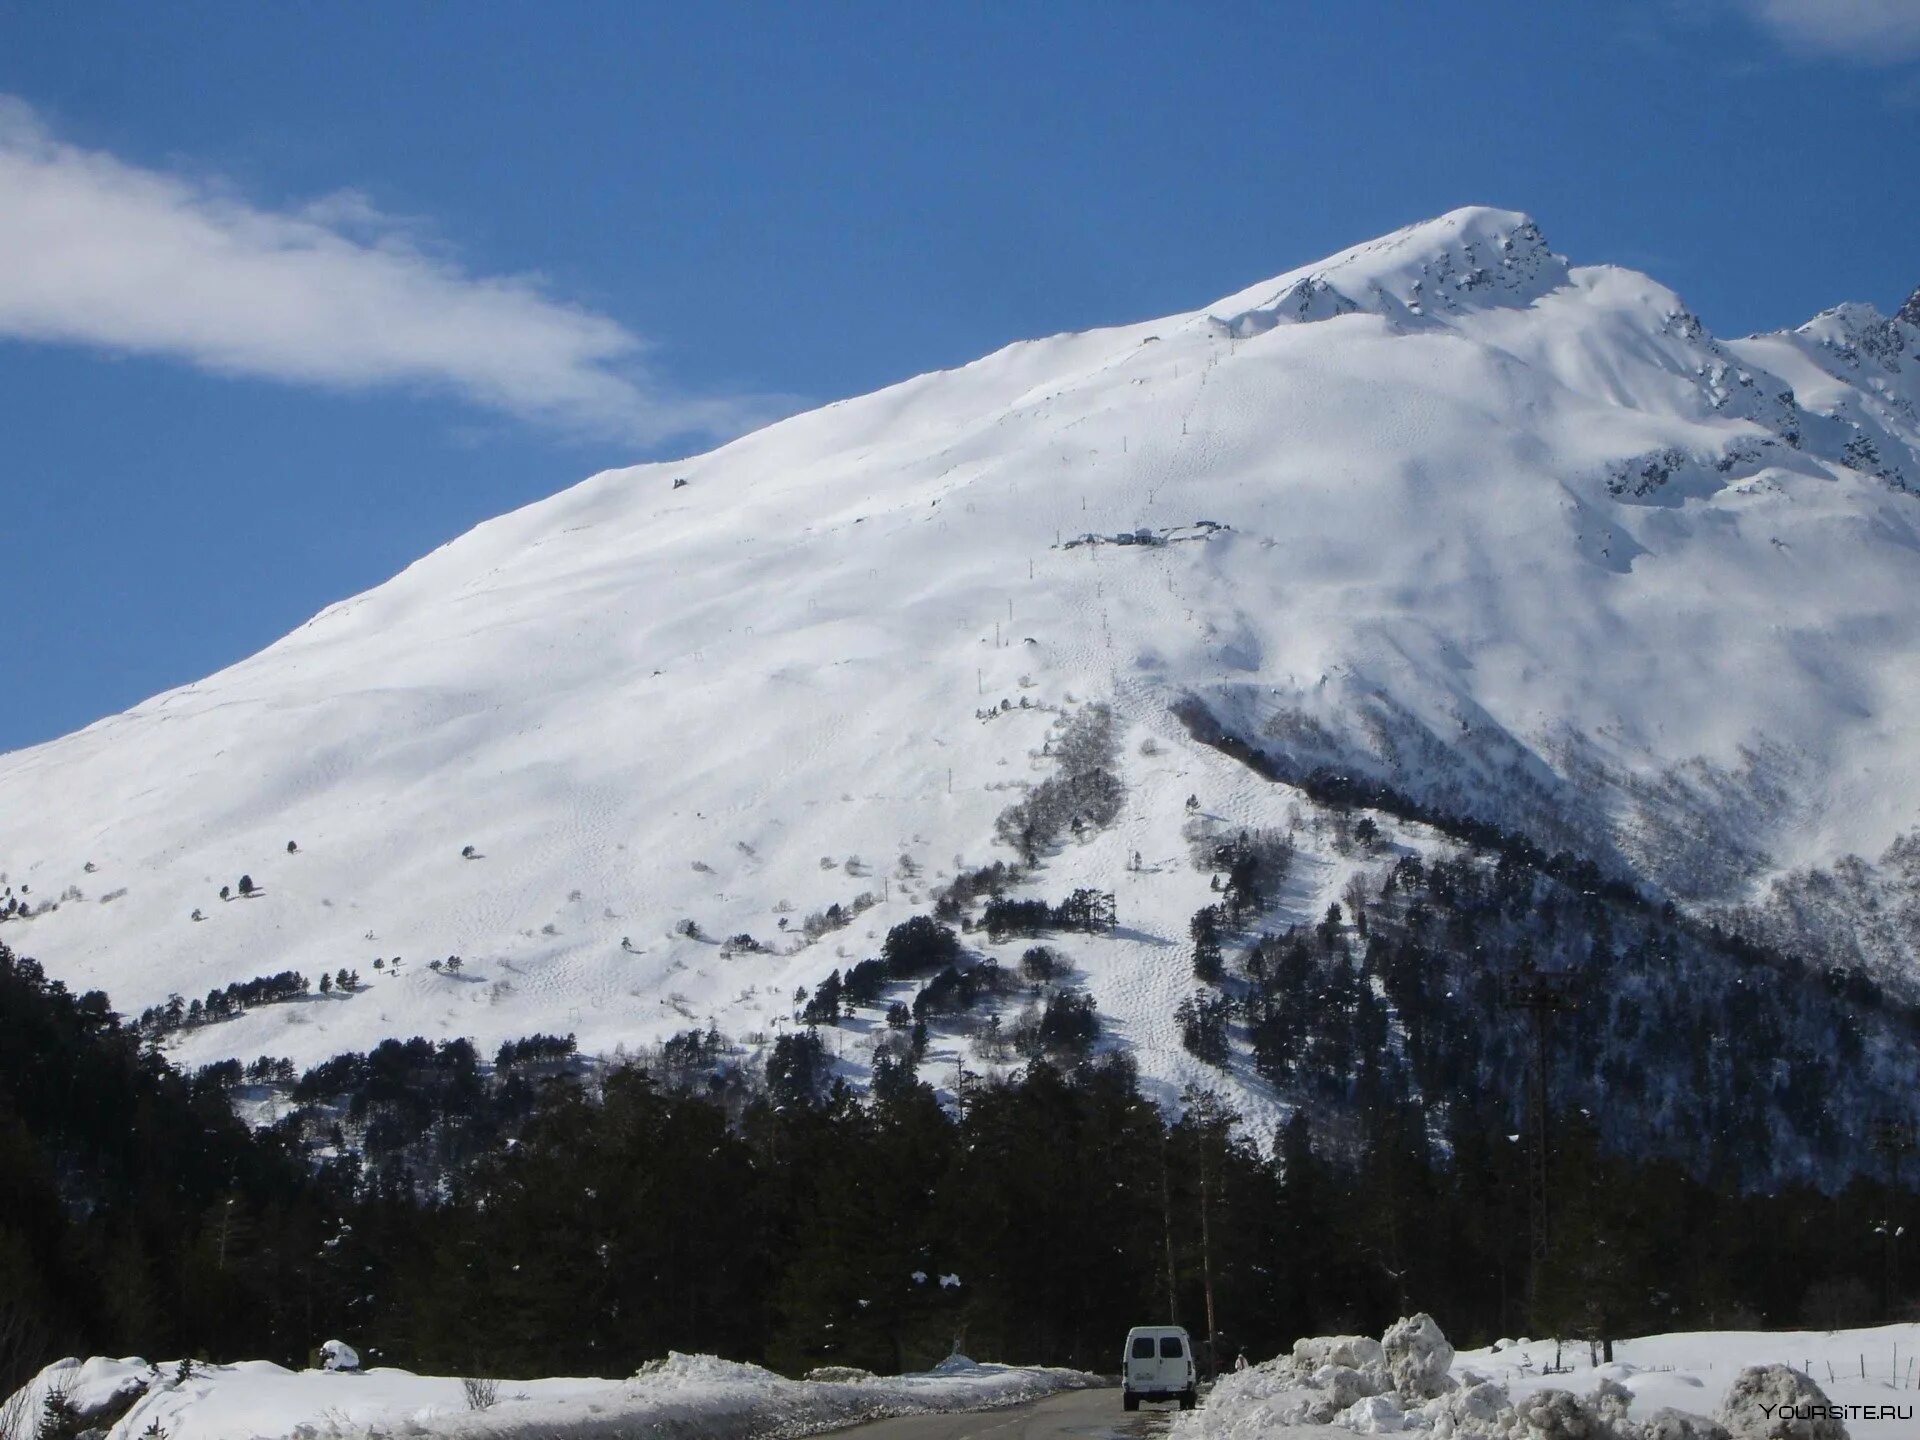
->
xmin=0 ymin=97 xmax=789 ymax=445
xmin=1734 ymin=0 xmax=1920 ymax=62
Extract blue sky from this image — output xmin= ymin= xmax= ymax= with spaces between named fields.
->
xmin=1 ymin=0 xmax=1916 ymax=752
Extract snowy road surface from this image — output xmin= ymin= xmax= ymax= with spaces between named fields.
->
xmin=824 ymin=1386 xmax=1338 ymax=1440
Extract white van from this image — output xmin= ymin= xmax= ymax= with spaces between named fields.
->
xmin=1122 ymin=1325 xmax=1197 ymax=1410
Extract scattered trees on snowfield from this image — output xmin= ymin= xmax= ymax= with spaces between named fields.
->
xmin=980 ymin=897 xmax=1050 ymax=938
xmin=932 ymin=859 xmax=1022 ymax=922
xmin=1004 ymin=988 xmax=1101 ymax=1060
xmin=911 ymin=960 xmax=1016 ymax=1021
xmin=981 ymin=888 xmax=1115 ymax=939
xmin=495 ymin=1033 xmax=576 ymax=1070
xmin=994 ymin=704 xmax=1124 ymax=864
xmin=1020 ymin=945 xmax=1063 ymax=984
xmin=135 ymin=970 xmax=308 ymax=1034
xmin=799 ymin=917 xmax=967 ymax=1024
xmin=799 ymin=902 xmax=848 ymax=940
xmin=880 ymin=916 xmax=961 ymax=977
xmin=995 ymin=767 xmax=1124 ymax=864
xmin=1176 ymin=991 xmax=1232 ymax=1067
xmin=1190 ymin=905 xmax=1224 ymax=983
xmin=800 ymin=970 xmax=845 ymax=1024
xmin=1054 ymin=887 xmax=1116 ymax=932
xmin=840 ymin=958 xmax=891 ymax=1008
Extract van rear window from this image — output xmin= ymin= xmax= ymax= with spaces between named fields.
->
xmin=1131 ymin=1338 xmax=1155 ymax=1359
xmin=1160 ymin=1337 xmax=1184 ymax=1358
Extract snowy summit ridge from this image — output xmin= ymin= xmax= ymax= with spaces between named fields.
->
xmin=4 ymin=205 xmax=1920 ymax=1104
xmin=1206 ymin=206 xmax=1567 ymax=334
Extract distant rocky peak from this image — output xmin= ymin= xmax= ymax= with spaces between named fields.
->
xmin=1898 ymin=283 xmax=1920 ymax=330
xmin=1795 ymin=301 xmax=1908 ymax=374
xmin=1207 ymin=206 xmax=1569 ymax=336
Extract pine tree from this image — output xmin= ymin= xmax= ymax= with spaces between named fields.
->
xmin=38 ymin=1384 xmax=81 ymax=1440
xmin=1190 ymin=907 xmax=1224 ymax=984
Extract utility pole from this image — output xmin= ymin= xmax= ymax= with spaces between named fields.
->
xmin=1872 ymin=1119 xmax=1915 ymax=1320
xmin=1500 ymin=959 xmax=1577 ymax=1316
xmin=1199 ymin=1157 xmax=1219 ymax=1378
xmin=1159 ymin=1132 xmax=1179 ymax=1325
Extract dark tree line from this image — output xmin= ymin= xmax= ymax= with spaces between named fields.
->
xmin=981 ymin=888 xmax=1116 ymax=941
xmin=134 ymin=969 xmax=311 ymax=1035
xmin=8 ymin=933 xmax=1920 ymax=1401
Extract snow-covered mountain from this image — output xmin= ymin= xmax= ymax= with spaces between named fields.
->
xmin=4 ymin=206 xmax=1918 ymax=1121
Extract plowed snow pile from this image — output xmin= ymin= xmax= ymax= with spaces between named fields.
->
xmin=1 ymin=1350 xmax=1096 ymax=1440
xmin=1177 ymin=1318 xmax=1920 ymax=1440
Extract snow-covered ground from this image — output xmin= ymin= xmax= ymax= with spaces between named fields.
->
xmin=1178 ymin=1318 xmax=1920 ymax=1440
xmin=3 ymin=204 xmax=1919 ymax=1109
xmin=1458 ymin=1326 xmax=1920 ymax=1440
xmin=0 ymin=1350 xmax=1096 ymax=1440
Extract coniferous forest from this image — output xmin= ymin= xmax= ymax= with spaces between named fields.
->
xmin=4 ymin=928 xmax=1918 ymax=1406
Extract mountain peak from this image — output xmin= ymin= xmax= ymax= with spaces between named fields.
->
xmin=1206 ymin=205 xmax=1565 ymax=336
xmin=5 ymin=203 xmax=1920 ymax=1111
xmin=1898 ymin=283 xmax=1920 ymax=330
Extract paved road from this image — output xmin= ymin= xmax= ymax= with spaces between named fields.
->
xmin=824 ymin=1386 xmax=1342 ymax=1440
xmin=825 ymin=1387 xmax=1175 ymax=1440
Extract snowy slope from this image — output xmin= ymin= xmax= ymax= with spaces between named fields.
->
xmin=3 ymin=206 xmax=1919 ymax=1104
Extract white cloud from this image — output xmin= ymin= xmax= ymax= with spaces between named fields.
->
xmin=0 ymin=98 xmax=785 ymax=444
xmin=1737 ymin=0 xmax=1920 ymax=62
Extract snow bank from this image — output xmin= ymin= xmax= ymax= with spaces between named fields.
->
xmin=1461 ymin=1324 xmax=1920 ymax=1440
xmin=0 ymin=1349 xmax=1097 ymax=1440
xmin=1384 ymin=1315 xmax=1455 ymax=1400
xmin=1177 ymin=1317 xmax=1920 ymax=1440
xmin=1297 ymin=1336 xmax=1387 ymax=1371
xmin=1715 ymin=1365 xmax=1844 ymax=1440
